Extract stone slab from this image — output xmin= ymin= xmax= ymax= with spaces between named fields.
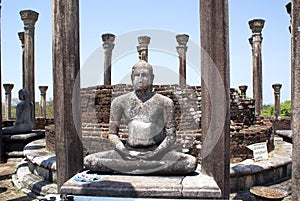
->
xmin=3 ymin=130 xmax=45 ymax=141
xmin=45 ymin=194 xmax=228 ymax=201
xmin=276 ymin=130 xmax=292 ymax=143
xmin=230 ymin=137 xmax=292 ymax=192
xmin=61 ymin=170 xmax=221 ymax=199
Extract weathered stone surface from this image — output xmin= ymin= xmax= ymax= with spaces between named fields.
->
xmin=230 ymin=137 xmax=292 ymax=192
xmin=102 ymin=33 xmax=115 ymax=85
xmin=24 ymin=139 xmax=56 ymax=182
xmin=272 ymin=83 xmax=282 ymax=119
xmin=249 ymin=19 xmax=265 ymax=116
xmin=137 ymin=36 xmax=150 ymax=62
xmin=61 ymin=170 xmax=221 ymax=199
xmin=84 ymin=60 xmax=197 ymax=175
xmin=2 ymin=89 xmax=33 ymax=135
xmin=52 ymin=0 xmax=83 ymax=191
xmin=20 ymin=10 xmax=39 ymax=127
xmin=176 ymin=34 xmax=189 ymax=86
xmin=3 ymin=83 xmax=14 ymax=120
xmin=200 ymin=0 xmax=230 ymax=198
xmin=38 ymin=86 xmax=48 ymax=118
xmin=291 ymin=1 xmax=300 ymax=199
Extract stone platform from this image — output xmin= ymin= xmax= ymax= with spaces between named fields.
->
xmin=3 ymin=130 xmax=45 ymax=159
xmin=60 ymin=169 xmax=221 ymax=199
xmin=13 ymin=137 xmax=292 ymax=199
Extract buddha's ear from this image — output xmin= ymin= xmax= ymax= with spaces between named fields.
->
xmin=151 ymin=74 xmax=155 ymax=81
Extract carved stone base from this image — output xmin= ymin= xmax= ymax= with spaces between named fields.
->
xmin=61 ymin=168 xmax=221 ymax=199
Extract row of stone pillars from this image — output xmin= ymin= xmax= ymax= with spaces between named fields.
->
xmin=51 ymin=0 xmax=231 ymax=198
xmin=238 ymin=84 xmax=283 ymax=119
xmin=2 ymin=84 xmax=48 ymax=120
xmin=0 ymin=0 xmax=296 ymax=199
xmin=101 ymin=33 xmax=190 ymax=86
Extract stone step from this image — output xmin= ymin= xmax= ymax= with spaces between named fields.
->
xmin=5 ymin=151 xmax=24 ymax=158
xmin=12 ymin=159 xmax=58 ymax=198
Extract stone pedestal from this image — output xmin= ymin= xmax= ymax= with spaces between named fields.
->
xmin=61 ymin=170 xmax=221 ymax=199
xmin=52 ymin=0 xmax=83 ymax=192
xmin=3 ymin=84 xmax=14 ymax=120
xmin=272 ymin=83 xmax=282 ymax=119
xmin=239 ymin=85 xmax=248 ymax=99
xmin=176 ymin=34 xmax=189 ymax=86
xmin=20 ymin=10 xmax=39 ymax=128
xmin=137 ymin=36 xmax=150 ymax=62
xmin=200 ymin=0 xmax=230 ymax=198
xmin=38 ymin=86 xmax=48 ymax=118
xmin=291 ymin=1 xmax=300 ymax=200
xmin=102 ymin=33 xmax=115 ymax=85
xmin=18 ymin=32 xmax=25 ymax=87
xmin=249 ymin=19 xmax=265 ymax=116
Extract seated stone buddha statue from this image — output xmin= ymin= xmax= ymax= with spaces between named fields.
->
xmin=3 ymin=88 xmax=33 ymax=135
xmin=84 ymin=60 xmax=197 ymax=175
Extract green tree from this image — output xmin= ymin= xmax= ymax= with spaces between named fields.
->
xmin=262 ymin=100 xmax=291 ymax=117
xmin=280 ymin=100 xmax=291 ymax=116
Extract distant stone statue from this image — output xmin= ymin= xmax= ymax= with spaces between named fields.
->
xmin=84 ymin=60 xmax=197 ymax=175
xmin=3 ymin=88 xmax=33 ymax=134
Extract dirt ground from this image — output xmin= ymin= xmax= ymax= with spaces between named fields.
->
xmin=0 ymin=160 xmax=35 ymax=201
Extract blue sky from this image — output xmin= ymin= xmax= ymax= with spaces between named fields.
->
xmin=1 ymin=0 xmax=291 ymax=105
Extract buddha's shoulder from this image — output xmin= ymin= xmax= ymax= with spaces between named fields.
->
xmin=112 ymin=92 xmax=134 ymax=103
xmin=153 ymin=93 xmax=173 ymax=104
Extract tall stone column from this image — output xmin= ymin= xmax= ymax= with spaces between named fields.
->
xmin=249 ymin=19 xmax=265 ymax=116
xmin=3 ymin=84 xmax=14 ymax=120
xmin=53 ymin=0 xmax=83 ymax=191
xmin=101 ymin=33 xmax=115 ymax=85
xmin=0 ymin=0 xmax=5 ymax=163
xmin=272 ymin=83 xmax=282 ymax=119
xmin=20 ymin=10 xmax=39 ymax=128
xmin=291 ymin=1 xmax=300 ymax=200
xmin=200 ymin=0 xmax=230 ymax=198
xmin=137 ymin=36 xmax=150 ymax=62
xmin=239 ymin=85 xmax=248 ymax=99
xmin=38 ymin=86 xmax=48 ymax=118
xmin=176 ymin=34 xmax=189 ymax=86
xmin=18 ymin=32 xmax=25 ymax=87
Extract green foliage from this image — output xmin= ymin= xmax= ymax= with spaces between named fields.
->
xmin=280 ymin=100 xmax=291 ymax=116
xmin=46 ymin=99 xmax=54 ymax=119
xmin=262 ymin=104 xmax=274 ymax=117
xmin=262 ymin=100 xmax=291 ymax=117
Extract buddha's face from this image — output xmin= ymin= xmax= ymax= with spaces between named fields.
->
xmin=132 ymin=67 xmax=154 ymax=93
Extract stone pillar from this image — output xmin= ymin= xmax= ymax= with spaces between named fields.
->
xmin=20 ymin=10 xmax=39 ymax=128
xmin=18 ymin=32 xmax=25 ymax=87
xmin=3 ymin=84 xmax=14 ymax=120
xmin=101 ymin=33 xmax=115 ymax=85
xmin=291 ymin=1 xmax=300 ymax=200
xmin=239 ymin=85 xmax=248 ymax=99
xmin=249 ymin=19 xmax=265 ymax=116
xmin=137 ymin=36 xmax=151 ymax=62
xmin=176 ymin=34 xmax=189 ymax=86
xmin=200 ymin=0 xmax=230 ymax=198
xmin=53 ymin=0 xmax=83 ymax=191
xmin=286 ymin=2 xmax=291 ymax=33
xmin=38 ymin=86 xmax=48 ymax=118
xmin=0 ymin=0 xmax=4 ymax=163
xmin=272 ymin=83 xmax=282 ymax=119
